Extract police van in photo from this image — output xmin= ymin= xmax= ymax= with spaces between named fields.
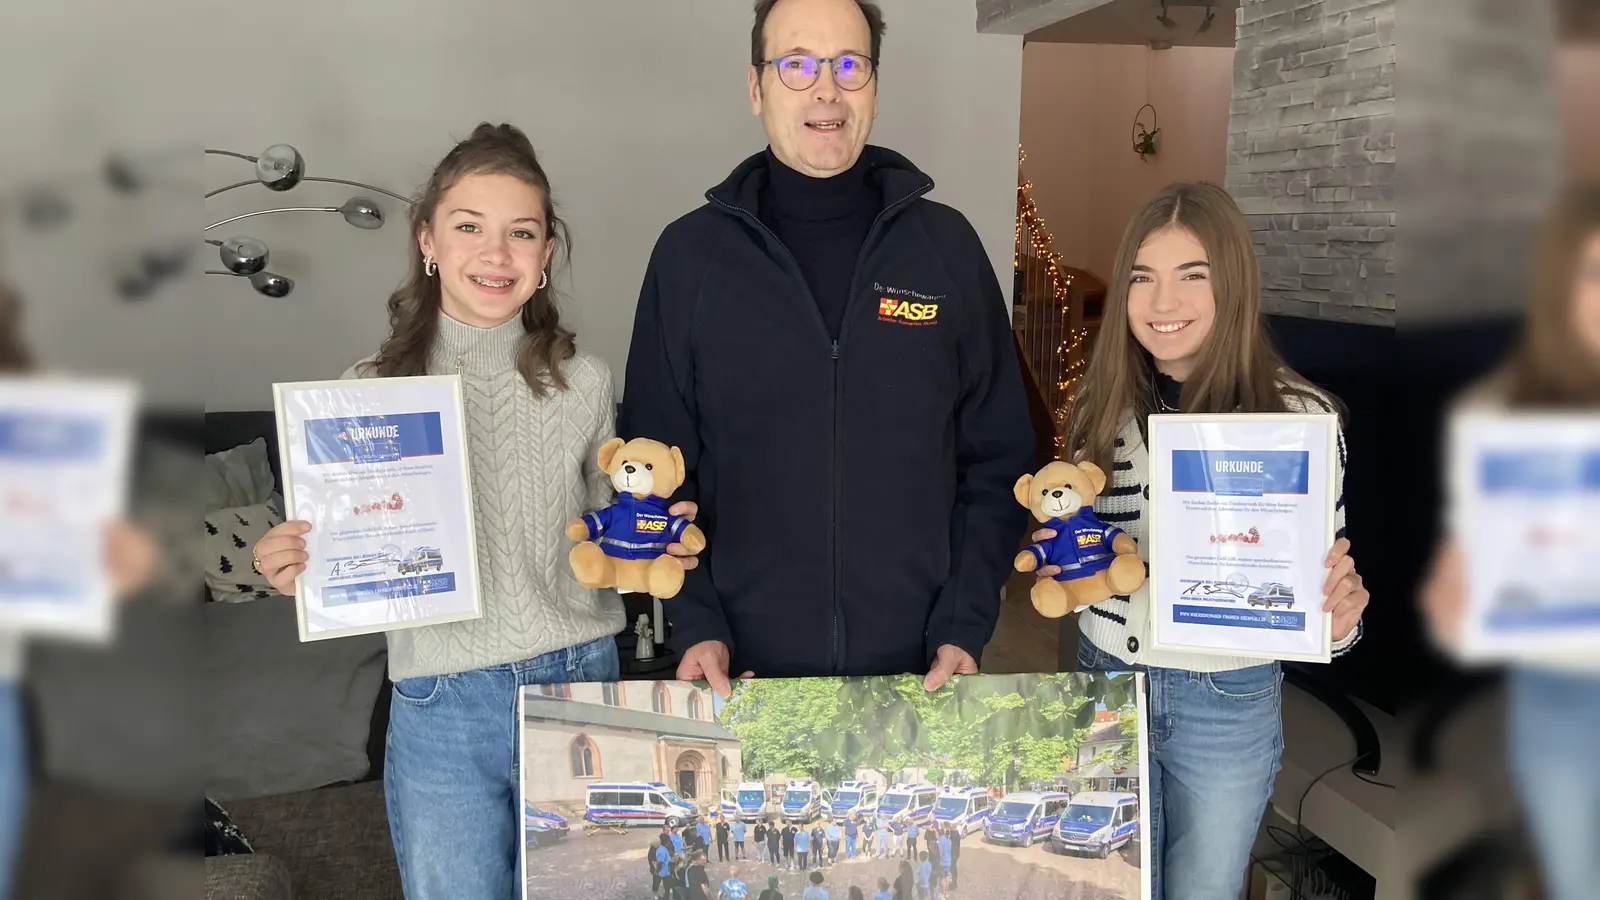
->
xmin=1051 ymin=792 xmax=1139 ymax=858
xmin=733 ymin=781 xmax=770 ymax=822
xmin=780 ymin=780 xmax=832 ymax=823
xmin=583 ymin=782 xmax=700 ymax=828
xmin=983 ymin=790 xmax=1070 ymax=846
xmin=829 ymin=780 xmax=880 ymax=819
xmin=874 ymin=783 xmax=938 ymax=828
xmin=932 ymin=786 xmax=993 ymax=834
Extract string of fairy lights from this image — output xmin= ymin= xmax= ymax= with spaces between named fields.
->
xmin=1014 ymin=145 xmax=1090 ymax=451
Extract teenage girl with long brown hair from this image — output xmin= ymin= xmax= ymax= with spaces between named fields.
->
xmin=250 ymin=123 xmax=698 ymax=899
xmin=1421 ymin=184 xmax=1600 ymax=900
xmin=1035 ymin=182 xmax=1370 ymax=899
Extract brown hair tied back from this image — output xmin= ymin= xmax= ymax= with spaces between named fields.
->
xmin=365 ymin=122 xmax=575 ymax=395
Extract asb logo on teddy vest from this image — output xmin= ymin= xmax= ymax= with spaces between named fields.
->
xmin=874 ymin=281 xmax=943 ymax=327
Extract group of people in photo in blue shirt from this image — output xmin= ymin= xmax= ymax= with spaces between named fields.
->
xmin=649 ymin=814 xmax=960 ymax=900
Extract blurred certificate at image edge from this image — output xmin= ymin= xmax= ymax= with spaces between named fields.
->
xmin=0 ymin=375 xmax=138 ymax=642
xmin=1449 ymin=410 xmax=1600 ymax=663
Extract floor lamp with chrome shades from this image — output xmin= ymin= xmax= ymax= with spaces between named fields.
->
xmin=205 ymin=143 xmax=413 ymax=297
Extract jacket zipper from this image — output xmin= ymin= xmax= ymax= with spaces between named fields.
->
xmin=708 ymin=182 xmax=930 ymax=674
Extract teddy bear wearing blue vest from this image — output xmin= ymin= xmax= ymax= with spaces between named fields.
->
xmin=567 ymin=437 xmax=707 ymax=599
xmin=1013 ymin=460 xmax=1146 ymax=618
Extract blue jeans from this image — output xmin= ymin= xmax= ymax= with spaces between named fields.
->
xmin=0 ymin=684 xmax=25 ymax=900
xmin=384 ymin=637 xmax=619 ymax=900
xmin=1507 ymin=666 xmax=1600 ymax=900
xmin=1079 ymin=639 xmax=1282 ymax=900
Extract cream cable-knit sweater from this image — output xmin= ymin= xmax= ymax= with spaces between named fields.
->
xmin=1077 ymin=390 xmax=1362 ymax=672
xmin=342 ymin=312 xmax=624 ymax=680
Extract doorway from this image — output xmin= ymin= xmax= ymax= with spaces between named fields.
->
xmin=678 ymin=770 xmax=697 ymax=798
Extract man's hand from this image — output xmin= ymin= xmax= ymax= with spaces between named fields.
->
xmin=1029 ymin=526 xmax=1063 ymax=578
xmin=667 ymin=501 xmax=702 ymax=571
xmin=923 ymin=644 xmax=978 ymax=692
xmin=677 ymin=640 xmax=753 ymax=698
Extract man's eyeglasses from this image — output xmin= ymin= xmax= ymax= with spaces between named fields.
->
xmin=758 ymin=54 xmax=876 ymax=92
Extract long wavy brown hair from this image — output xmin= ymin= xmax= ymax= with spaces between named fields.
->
xmin=1495 ymin=184 xmax=1600 ymax=407
xmin=1062 ymin=182 xmax=1330 ymax=474
xmin=362 ymin=122 xmax=575 ymax=395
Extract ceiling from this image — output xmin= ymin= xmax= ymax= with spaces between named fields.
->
xmin=1027 ymin=0 xmax=1241 ymax=49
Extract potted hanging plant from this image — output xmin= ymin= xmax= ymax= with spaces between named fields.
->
xmin=1132 ymin=104 xmax=1160 ymax=161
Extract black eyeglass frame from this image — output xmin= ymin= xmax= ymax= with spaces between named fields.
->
xmin=756 ymin=53 xmax=879 ymax=92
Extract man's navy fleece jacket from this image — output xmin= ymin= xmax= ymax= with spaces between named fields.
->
xmin=619 ymin=145 xmax=1035 ymax=677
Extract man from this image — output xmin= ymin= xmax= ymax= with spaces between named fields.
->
xmin=719 ymin=864 xmax=750 ymax=900
xmin=947 ymin=824 xmax=962 ymax=887
xmin=766 ymin=819 xmax=782 ymax=865
xmin=687 ymin=852 xmax=713 ymax=900
xmin=733 ymin=817 xmax=748 ymax=859
xmin=621 ymin=0 xmax=1033 ymax=693
xmin=717 ymin=816 xmax=732 ymax=862
xmin=936 ymin=828 xmax=952 ymax=889
xmin=794 ymin=821 xmax=811 ymax=871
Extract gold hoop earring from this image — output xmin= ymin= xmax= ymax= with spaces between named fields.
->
xmin=538 ymin=269 xmax=548 ymax=291
xmin=423 ymin=256 xmax=436 ymax=277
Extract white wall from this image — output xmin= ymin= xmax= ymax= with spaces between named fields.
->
xmin=179 ymin=0 xmax=1021 ymax=412
xmin=1019 ymin=43 xmax=1233 ymax=284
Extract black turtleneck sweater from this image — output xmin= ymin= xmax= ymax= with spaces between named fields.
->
xmin=1154 ymin=371 xmax=1183 ymax=412
xmin=757 ymin=148 xmax=880 ymax=340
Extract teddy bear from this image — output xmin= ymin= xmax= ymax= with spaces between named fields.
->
xmin=566 ymin=437 xmax=707 ymax=599
xmin=1012 ymin=459 xmax=1147 ymax=619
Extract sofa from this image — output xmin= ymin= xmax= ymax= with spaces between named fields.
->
xmin=201 ymin=411 xmax=402 ymax=900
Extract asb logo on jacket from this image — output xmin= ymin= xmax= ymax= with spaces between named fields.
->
xmin=877 ymin=297 xmax=939 ymax=326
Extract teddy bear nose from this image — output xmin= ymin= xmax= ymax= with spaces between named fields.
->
xmin=1051 ymin=490 xmax=1064 ymax=498
xmin=624 ymin=464 xmax=636 ymax=474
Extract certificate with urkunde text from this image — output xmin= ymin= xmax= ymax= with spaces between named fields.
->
xmin=274 ymin=375 xmax=482 ymax=641
xmin=1448 ymin=411 xmax=1600 ymax=664
xmin=1148 ymin=413 xmax=1337 ymax=663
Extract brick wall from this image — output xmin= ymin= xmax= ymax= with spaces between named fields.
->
xmin=1224 ymin=0 xmax=1395 ymax=324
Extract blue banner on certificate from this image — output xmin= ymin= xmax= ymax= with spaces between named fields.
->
xmin=1148 ymin=414 xmax=1337 ymax=663
xmin=1448 ymin=411 xmax=1600 ymax=664
xmin=274 ymin=375 xmax=482 ymax=642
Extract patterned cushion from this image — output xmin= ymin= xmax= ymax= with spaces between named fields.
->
xmin=204 ymin=497 xmax=283 ymax=601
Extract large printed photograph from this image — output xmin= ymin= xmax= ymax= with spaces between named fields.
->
xmin=518 ymin=673 xmax=1150 ymax=900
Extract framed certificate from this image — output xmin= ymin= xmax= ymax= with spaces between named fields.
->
xmin=273 ymin=375 xmax=483 ymax=642
xmin=0 ymin=376 xmax=138 ymax=642
xmin=1147 ymin=413 xmax=1338 ymax=663
xmin=1448 ymin=410 xmax=1600 ymax=663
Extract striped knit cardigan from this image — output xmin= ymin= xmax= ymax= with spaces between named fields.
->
xmin=1076 ymin=390 xmax=1363 ymax=672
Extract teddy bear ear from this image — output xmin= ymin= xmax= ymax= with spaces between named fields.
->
xmin=596 ymin=437 xmax=626 ymax=473
xmin=1077 ymin=460 xmax=1108 ymax=495
xmin=1012 ymin=473 xmax=1034 ymax=508
xmin=671 ymin=446 xmax=686 ymax=489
